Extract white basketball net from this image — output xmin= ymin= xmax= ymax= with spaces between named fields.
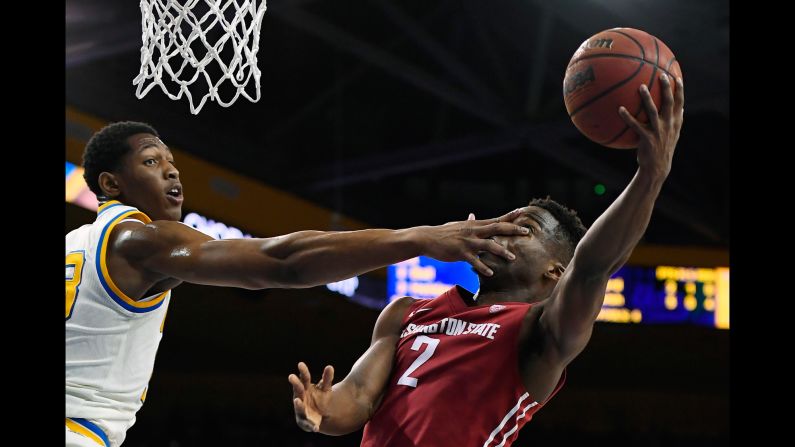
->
xmin=133 ymin=0 xmax=268 ymax=115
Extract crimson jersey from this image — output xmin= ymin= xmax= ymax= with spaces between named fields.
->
xmin=360 ymin=286 xmax=565 ymax=447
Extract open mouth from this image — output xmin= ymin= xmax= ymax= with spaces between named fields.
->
xmin=166 ymin=185 xmax=183 ymax=199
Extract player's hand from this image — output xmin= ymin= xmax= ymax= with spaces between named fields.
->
xmin=416 ymin=208 xmax=531 ymax=276
xmin=619 ymin=73 xmax=684 ymax=179
xmin=288 ymin=362 xmax=335 ymax=432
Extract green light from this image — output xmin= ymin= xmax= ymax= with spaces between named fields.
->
xmin=594 ymin=183 xmax=606 ymax=196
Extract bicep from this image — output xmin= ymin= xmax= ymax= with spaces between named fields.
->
xmin=340 ymin=335 xmax=400 ymax=409
xmin=338 ymin=297 xmax=413 ymax=409
xmin=117 ymin=221 xmax=290 ymax=289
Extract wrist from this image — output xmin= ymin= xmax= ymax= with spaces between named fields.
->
xmin=637 ymin=165 xmax=670 ymax=186
xmin=395 ymin=226 xmax=428 ymax=257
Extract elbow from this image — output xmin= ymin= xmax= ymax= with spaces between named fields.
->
xmin=232 ymin=259 xmax=305 ymax=290
xmin=280 ymin=260 xmax=314 ymax=288
xmin=262 ymin=258 xmax=315 ymax=289
xmin=254 ymin=239 xmax=314 ymax=289
xmin=568 ymin=248 xmax=629 ymax=281
xmin=257 ymin=236 xmax=321 ymax=289
xmin=567 ymin=258 xmax=608 ymax=283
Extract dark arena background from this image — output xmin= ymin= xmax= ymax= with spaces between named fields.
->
xmin=66 ymin=0 xmax=729 ymax=445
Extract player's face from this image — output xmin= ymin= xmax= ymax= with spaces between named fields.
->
xmin=115 ymin=133 xmax=183 ymax=221
xmin=479 ymin=206 xmax=561 ymax=286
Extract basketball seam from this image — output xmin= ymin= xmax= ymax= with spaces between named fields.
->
xmin=665 ymin=57 xmax=677 ymax=72
xmin=603 ymin=37 xmax=661 ymax=146
xmin=570 ymin=29 xmax=679 ymax=78
xmin=567 ymin=62 xmax=644 ymax=118
xmin=609 ymin=29 xmax=646 ymax=57
xmin=569 ymin=54 xmax=678 ymax=80
xmin=567 ymin=29 xmax=647 ymax=119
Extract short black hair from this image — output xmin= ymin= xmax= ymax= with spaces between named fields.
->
xmin=529 ymin=196 xmax=587 ymax=263
xmin=82 ymin=121 xmax=160 ymax=196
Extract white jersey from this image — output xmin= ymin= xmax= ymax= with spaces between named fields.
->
xmin=66 ymin=200 xmax=171 ymax=447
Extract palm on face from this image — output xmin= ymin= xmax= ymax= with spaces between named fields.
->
xmin=424 ymin=208 xmax=530 ymax=276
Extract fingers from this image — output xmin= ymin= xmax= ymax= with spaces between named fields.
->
xmin=476 ymin=222 xmax=529 ymax=238
xmin=618 ymin=106 xmax=650 ymax=141
xmin=293 ymin=397 xmax=317 ymax=432
xmin=466 ymin=253 xmax=493 ymax=277
xmin=638 ymin=84 xmax=659 ymax=132
xmin=478 ymin=207 xmax=528 ymax=224
xmin=288 ymin=373 xmax=306 ymax=399
xmin=292 ymin=364 xmax=323 ymax=433
xmin=293 ymin=397 xmax=307 ymax=419
xmin=474 ymin=238 xmax=515 ymax=262
xmin=319 ymin=365 xmax=335 ymax=392
xmin=659 ymin=74 xmax=674 ymax=123
xmin=674 ymin=76 xmax=684 ymax=118
xmin=494 ymin=206 xmax=531 ymax=223
xmin=297 ymin=362 xmax=312 ymax=387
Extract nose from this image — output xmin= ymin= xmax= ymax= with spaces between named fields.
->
xmin=165 ymin=163 xmax=179 ymax=180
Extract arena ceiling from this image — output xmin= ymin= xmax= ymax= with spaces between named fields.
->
xmin=66 ymin=0 xmax=729 ymax=247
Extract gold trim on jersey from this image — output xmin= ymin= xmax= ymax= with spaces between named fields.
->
xmin=96 ymin=205 xmax=169 ymax=312
xmin=65 ymin=418 xmax=109 ymax=447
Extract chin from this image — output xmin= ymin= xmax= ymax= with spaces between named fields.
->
xmin=474 ymin=263 xmax=506 ymax=280
xmin=166 ymin=209 xmax=183 ymax=221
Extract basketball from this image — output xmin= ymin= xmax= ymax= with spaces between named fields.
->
xmin=563 ymin=28 xmax=682 ymax=149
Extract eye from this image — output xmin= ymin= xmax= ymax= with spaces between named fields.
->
xmin=143 ymin=158 xmax=157 ymax=166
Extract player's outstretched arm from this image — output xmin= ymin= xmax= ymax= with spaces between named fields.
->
xmin=541 ymin=74 xmax=685 ymax=363
xmin=110 ymin=208 xmax=531 ymax=290
xmin=288 ymin=297 xmax=415 ymax=435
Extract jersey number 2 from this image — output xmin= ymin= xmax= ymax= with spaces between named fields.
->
xmin=397 ymin=335 xmax=439 ymax=388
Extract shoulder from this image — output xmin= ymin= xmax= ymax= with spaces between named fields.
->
xmin=109 ymin=219 xmax=210 ymax=261
xmin=373 ymin=297 xmax=419 ymax=339
xmin=382 ymin=296 xmax=420 ymax=320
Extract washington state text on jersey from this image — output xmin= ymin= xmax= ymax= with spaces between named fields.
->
xmin=400 ymin=317 xmax=501 ymax=340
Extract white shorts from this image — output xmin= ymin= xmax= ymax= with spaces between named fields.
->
xmin=66 ymin=418 xmax=110 ymax=447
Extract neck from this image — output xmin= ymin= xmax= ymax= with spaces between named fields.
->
xmin=98 ymin=197 xmax=122 ymax=205
xmin=474 ymin=281 xmax=543 ymax=305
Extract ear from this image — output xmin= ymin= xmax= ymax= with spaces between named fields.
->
xmin=98 ymin=172 xmax=121 ymax=199
xmin=544 ymin=261 xmax=566 ymax=282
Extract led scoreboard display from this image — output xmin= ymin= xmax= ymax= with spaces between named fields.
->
xmin=599 ymin=265 xmax=729 ymax=329
xmin=388 ymin=257 xmax=729 ymax=329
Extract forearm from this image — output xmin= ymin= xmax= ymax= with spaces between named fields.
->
xmin=261 ymin=228 xmax=425 ymax=287
xmin=316 ymin=381 xmax=375 ymax=435
xmin=543 ymin=168 xmax=667 ymax=348
xmin=542 ymin=75 xmax=682 ymax=358
xmin=129 ymin=223 xmax=426 ymax=289
xmin=572 ymin=167 xmax=667 ymax=277
xmin=291 ymin=302 xmax=407 ymax=436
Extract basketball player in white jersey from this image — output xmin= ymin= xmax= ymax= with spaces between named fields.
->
xmin=65 ymin=121 xmax=532 ymax=447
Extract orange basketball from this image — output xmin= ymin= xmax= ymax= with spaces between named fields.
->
xmin=562 ymin=28 xmax=682 ymax=149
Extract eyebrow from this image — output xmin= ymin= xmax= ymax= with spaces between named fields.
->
xmin=136 ymin=143 xmax=171 ymax=155
xmin=136 ymin=137 xmax=167 ymax=150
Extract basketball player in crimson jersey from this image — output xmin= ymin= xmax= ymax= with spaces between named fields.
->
xmin=289 ymin=73 xmax=683 ymax=446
